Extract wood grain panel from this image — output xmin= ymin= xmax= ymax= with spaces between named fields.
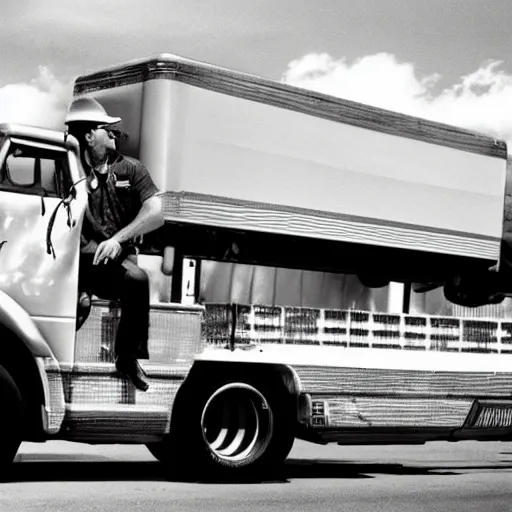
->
xmin=294 ymin=365 xmax=512 ymax=397
xmin=74 ymin=54 xmax=507 ymax=159
xmin=318 ymin=396 xmax=473 ymax=427
xmin=162 ymin=191 xmax=500 ymax=260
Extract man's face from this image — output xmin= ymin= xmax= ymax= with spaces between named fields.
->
xmin=87 ymin=124 xmax=117 ymax=155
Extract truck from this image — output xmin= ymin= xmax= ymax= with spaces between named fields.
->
xmin=0 ymin=52 xmax=511 ymax=482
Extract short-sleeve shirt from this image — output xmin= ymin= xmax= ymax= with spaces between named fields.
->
xmin=81 ymin=152 xmax=159 ymax=245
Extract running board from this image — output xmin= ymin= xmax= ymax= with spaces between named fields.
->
xmin=55 ymin=362 xmax=187 ymax=443
xmin=59 ymin=404 xmax=170 ymax=443
xmin=56 ymin=363 xmax=187 ymax=408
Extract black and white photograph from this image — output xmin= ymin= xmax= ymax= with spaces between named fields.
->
xmin=0 ymin=1 xmax=511 ymax=510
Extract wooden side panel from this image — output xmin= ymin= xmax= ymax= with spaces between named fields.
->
xmin=161 ymin=191 xmax=500 ymax=260
xmin=315 ymin=396 xmax=474 ymax=428
xmin=294 ymin=365 xmax=512 ymax=397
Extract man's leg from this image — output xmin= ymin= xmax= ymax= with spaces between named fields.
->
xmin=110 ymin=256 xmax=150 ymax=391
xmin=82 ymin=254 xmax=150 ymax=391
xmin=114 ymin=256 xmax=150 ymax=361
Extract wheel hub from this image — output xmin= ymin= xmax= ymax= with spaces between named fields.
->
xmin=201 ymin=383 xmax=274 ymax=464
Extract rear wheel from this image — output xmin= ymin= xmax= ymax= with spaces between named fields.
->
xmin=163 ymin=379 xmax=295 ymax=481
xmin=0 ymin=364 xmax=22 ymax=480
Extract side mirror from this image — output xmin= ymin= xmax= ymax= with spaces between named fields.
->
xmin=162 ymin=246 xmax=175 ymax=275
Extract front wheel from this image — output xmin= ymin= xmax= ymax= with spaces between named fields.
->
xmin=201 ymin=383 xmax=274 ymax=466
xmin=0 ymin=364 xmax=22 ymax=480
xmin=166 ymin=379 xmax=295 ymax=481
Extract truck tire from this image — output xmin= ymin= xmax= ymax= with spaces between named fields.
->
xmin=0 ymin=364 xmax=22 ymax=480
xmin=145 ymin=442 xmax=169 ymax=463
xmin=165 ymin=378 xmax=295 ymax=481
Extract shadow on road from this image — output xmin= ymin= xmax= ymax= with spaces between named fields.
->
xmin=6 ymin=456 xmax=512 ymax=484
xmin=8 ymin=460 xmax=166 ymax=483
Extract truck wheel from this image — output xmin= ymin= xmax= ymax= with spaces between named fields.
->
xmin=0 ymin=364 xmax=22 ymax=479
xmin=169 ymin=380 xmax=294 ymax=481
xmin=145 ymin=442 xmax=169 ymax=463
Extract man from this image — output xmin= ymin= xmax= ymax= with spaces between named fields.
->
xmin=65 ymin=97 xmax=165 ymax=391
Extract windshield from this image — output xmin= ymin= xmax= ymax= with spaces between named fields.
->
xmin=0 ymin=138 xmax=71 ymax=198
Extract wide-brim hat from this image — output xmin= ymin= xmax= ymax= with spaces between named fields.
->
xmin=65 ymin=96 xmax=121 ymax=125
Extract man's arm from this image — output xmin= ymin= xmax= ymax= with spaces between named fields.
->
xmin=112 ymin=194 xmax=165 ymax=244
xmin=93 ymin=195 xmax=165 ymax=265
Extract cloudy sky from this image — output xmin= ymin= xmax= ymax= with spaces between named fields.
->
xmin=1 ymin=0 xmax=512 ymax=145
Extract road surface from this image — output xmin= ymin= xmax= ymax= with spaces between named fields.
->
xmin=1 ymin=439 xmax=511 ymax=512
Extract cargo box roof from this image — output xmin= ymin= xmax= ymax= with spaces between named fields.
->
xmin=73 ymin=53 xmax=507 ymax=159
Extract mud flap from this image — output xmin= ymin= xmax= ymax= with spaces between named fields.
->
xmin=453 ymin=400 xmax=512 ymax=440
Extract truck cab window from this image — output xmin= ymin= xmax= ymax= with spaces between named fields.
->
xmin=0 ymin=141 xmax=71 ymax=198
xmin=6 ymin=150 xmax=37 ymax=186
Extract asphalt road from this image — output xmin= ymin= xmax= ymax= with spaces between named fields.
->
xmin=1 ymin=439 xmax=511 ymax=512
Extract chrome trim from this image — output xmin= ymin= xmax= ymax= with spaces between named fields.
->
xmin=308 ymin=395 xmax=474 ymax=428
xmin=60 ymin=361 xmax=190 ymax=378
xmin=35 ymin=357 xmax=65 ymax=434
xmin=89 ymin=298 xmax=205 ymax=313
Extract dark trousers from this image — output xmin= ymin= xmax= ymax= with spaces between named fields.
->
xmin=79 ymin=252 xmax=150 ymax=360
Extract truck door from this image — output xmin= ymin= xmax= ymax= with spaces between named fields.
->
xmin=0 ymin=136 xmax=86 ymax=363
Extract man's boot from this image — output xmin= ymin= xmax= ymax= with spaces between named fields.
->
xmin=115 ymin=356 xmax=149 ymax=392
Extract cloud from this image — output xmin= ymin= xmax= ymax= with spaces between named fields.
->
xmin=0 ymin=67 xmax=73 ymax=129
xmin=282 ymin=52 xmax=512 ymax=145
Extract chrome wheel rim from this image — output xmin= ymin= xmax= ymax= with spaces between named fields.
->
xmin=201 ymin=383 xmax=273 ymax=463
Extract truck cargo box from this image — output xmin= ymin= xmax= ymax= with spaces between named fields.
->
xmin=73 ymin=54 xmax=509 ymax=278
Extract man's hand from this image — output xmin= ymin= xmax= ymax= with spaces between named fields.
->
xmin=93 ymin=239 xmax=122 ymax=265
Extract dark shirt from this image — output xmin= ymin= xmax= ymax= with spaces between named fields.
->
xmin=81 ymin=152 xmax=159 ymax=249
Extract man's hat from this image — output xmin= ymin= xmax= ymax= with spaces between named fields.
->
xmin=65 ymin=96 xmax=121 ymax=125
